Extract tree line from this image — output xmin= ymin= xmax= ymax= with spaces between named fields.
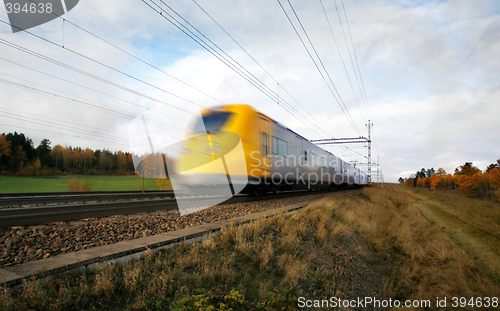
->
xmin=0 ymin=132 xmax=136 ymax=175
xmin=399 ymin=160 xmax=500 ymax=201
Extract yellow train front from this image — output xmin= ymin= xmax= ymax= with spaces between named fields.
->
xmin=173 ymin=104 xmax=367 ymax=195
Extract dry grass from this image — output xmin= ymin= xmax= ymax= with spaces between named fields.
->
xmin=400 ymin=185 xmax=500 ymax=285
xmin=2 ymin=185 xmax=497 ymax=310
xmin=316 ymin=185 xmax=499 ymax=309
xmin=0 ymin=209 xmax=352 ymax=310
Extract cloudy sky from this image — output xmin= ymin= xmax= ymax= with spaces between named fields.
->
xmin=0 ymin=0 xmax=499 ymax=182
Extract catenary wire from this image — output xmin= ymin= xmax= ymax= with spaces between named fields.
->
xmin=0 ymin=19 xmax=205 ymax=111
xmin=285 ymin=0 xmax=362 ymax=136
xmin=190 ymin=0 xmax=334 ymax=139
xmin=276 ymin=0 xmax=361 ymax=137
xmin=143 ymin=0 xmax=329 ymax=138
xmin=319 ymin=0 xmax=366 ymax=122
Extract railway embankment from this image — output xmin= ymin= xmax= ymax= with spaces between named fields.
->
xmin=0 ymin=192 xmax=330 ymax=268
xmin=1 ymin=185 xmax=498 ymax=310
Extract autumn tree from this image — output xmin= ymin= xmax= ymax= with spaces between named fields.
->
xmin=51 ymin=144 xmax=64 ymax=171
xmin=36 ymin=138 xmax=52 ymax=167
xmin=486 ymin=159 xmax=500 ymax=172
xmin=415 ymin=168 xmax=427 ymax=179
xmin=404 ymin=178 xmax=416 ymax=187
xmin=82 ymin=148 xmax=96 ymax=174
xmin=0 ymin=134 xmax=11 ymax=158
xmin=426 ymin=167 xmax=435 ymax=177
xmin=1 ymin=131 xmax=139 ymax=176
xmin=0 ymin=134 xmax=11 ymax=172
xmin=62 ymin=146 xmax=73 ymax=171
xmin=3 ymin=132 xmax=36 ymax=173
xmin=454 ymin=162 xmax=481 ymax=176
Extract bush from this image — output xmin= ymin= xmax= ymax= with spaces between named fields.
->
xmin=68 ymin=177 xmax=80 ymax=191
xmin=67 ymin=177 xmax=91 ymax=191
xmin=80 ymin=179 xmax=91 ymax=191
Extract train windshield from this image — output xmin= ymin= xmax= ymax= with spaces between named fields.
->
xmin=193 ymin=112 xmax=232 ymax=134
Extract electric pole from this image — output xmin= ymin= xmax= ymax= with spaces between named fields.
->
xmin=366 ymin=120 xmax=373 ymax=183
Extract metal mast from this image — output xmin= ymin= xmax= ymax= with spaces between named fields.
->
xmin=366 ymin=120 xmax=373 ymax=183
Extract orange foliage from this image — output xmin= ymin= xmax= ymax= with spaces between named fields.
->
xmin=421 ymin=177 xmax=431 ymax=188
xmin=0 ymin=134 xmax=11 ymax=158
xmin=80 ymin=179 xmax=91 ymax=191
xmin=408 ymin=163 xmax=500 ymax=199
xmin=486 ymin=167 xmax=500 ymax=190
xmin=435 ymin=168 xmax=447 ymax=176
xmin=457 ymin=173 xmax=488 ymax=197
xmin=155 ymin=178 xmax=172 ymax=190
xmin=68 ymin=177 xmax=80 ymax=191
xmin=404 ymin=178 xmax=416 ymax=187
xmin=431 ymin=174 xmax=446 ymax=191
xmin=445 ymin=174 xmax=457 ymax=190
xmin=67 ymin=177 xmax=91 ymax=191
xmin=416 ymin=177 xmax=423 ymax=188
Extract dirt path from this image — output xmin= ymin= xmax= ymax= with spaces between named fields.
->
xmin=397 ymin=185 xmax=500 ymax=285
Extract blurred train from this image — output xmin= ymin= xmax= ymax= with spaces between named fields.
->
xmin=173 ymin=104 xmax=368 ymax=195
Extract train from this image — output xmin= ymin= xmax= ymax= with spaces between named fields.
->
xmin=172 ymin=104 xmax=368 ymax=195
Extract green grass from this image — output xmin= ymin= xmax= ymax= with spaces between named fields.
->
xmin=0 ymin=175 xmax=161 ymax=193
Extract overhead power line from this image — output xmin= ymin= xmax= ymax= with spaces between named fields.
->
xmin=143 ymin=0 xmax=333 ymax=138
xmin=319 ymin=0 xmax=366 ymax=122
xmin=191 ymin=0 xmax=334 ymax=139
xmin=335 ymin=0 xmax=371 ymax=120
xmin=276 ymin=0 xmax=362 ymax=137
xmin=0 ymin=19 xmax=205 ymax=111
xmin=0 ymin=37 xmax=194 ymax=116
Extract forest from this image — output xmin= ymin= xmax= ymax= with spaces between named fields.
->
xmin=0 ymin=132 xmax=136 ymax=176
xmin=399 ymin=160 xmax=500 ymax=201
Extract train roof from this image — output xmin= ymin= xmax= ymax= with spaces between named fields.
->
xmin=203 ymin=104 xmax=367 ymax=176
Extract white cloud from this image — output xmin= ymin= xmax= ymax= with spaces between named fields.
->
xmin=0 ymin=0 xmax=499 ymax=181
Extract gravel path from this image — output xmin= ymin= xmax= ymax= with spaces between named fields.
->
xmin=0 ymin=193 xmax=329 ymax=267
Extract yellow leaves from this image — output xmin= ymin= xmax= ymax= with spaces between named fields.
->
xmin=0 ymin=134 xmax=11 ymax=158
xmin=155 ymin=178 xmax=172 ymax=190
xmin=67 ymin=177 xmax=91 ymax=191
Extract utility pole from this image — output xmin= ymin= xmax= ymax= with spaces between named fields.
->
xmin=377 ymin=155 xmax=380 ymax=183
xmin=366 ymin=120 xmax=373 ymax=183
xmin=311 ymin=120 xmax=373 ymax=181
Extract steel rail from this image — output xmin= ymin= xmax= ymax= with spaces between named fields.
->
xmin=0 ymin=190 xmax=327 ymax=228
xmin=0 ymin=191 xmax=176 ymax=207
xmin=0 ymin=190 xmax=174 ymax=198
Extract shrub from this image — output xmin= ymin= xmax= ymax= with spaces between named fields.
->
xmin=67 ymin=177 xmax=91 ymax=191
xmin=457 ymin=173 xmax=489 ymax=197
xmin=68 ymin=177 xmax=80 ymax=191
xmin=80 ymin=179 xmax=91 ymax=191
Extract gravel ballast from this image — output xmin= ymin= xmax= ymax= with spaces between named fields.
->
xmin=0 ymin=193 xmax=329 ymax=267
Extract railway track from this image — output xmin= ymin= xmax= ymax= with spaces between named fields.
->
xmin=0 ymin=190 xmax=176 ymax=207
xmin=0 ymin=189 xmax=327 ymax=228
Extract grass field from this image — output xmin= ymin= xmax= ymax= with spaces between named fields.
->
xmin=1 ymin=185 xmax=498 ymax=310
xmin=0 ymin=175 xmax=161 ymax=193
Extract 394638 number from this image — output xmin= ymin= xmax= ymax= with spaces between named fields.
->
xmin=451 ymin=297 xmax=498 ymax=308
xmin=5 ymin=2 xmax=53 ymax=14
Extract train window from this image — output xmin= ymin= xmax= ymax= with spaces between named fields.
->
xmin=262 ymin=132 xmax=268 ymax=156
xmin=304 ymin=150 xmax=308 ymax=162
xmin=296 ymin=147 xmax=301 ymax=162
xmin=272 ymin=136 xmax=288 ymax=156
xmin=278 ymin=139 xmax=287 ymax=156
xmin=193 ymin=112 xmax=232 ymax=134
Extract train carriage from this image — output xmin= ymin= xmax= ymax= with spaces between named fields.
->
xmin=174 ymin=104 xmax=367 ymax=194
